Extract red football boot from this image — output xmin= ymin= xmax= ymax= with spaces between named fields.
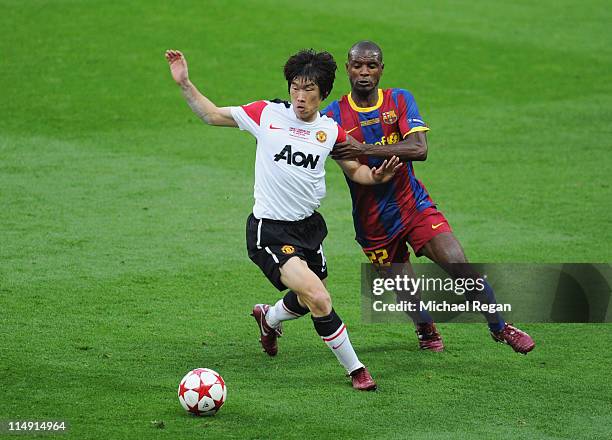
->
xmin=251 ymin=304 xmax=282 ymax=356
xmin=350 ymin=367 xmax=377 ymax=391
xmin=491 ymin=323 xmax=535 ymax=354
xmin=416 ymin=322 xmax=445 ymax=352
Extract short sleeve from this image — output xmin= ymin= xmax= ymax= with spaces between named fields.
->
xmin=395 ymin=89 xmax=429 ymax=138
xmin=335 ymin=124 xmax=347 ymax=144
xmin=230 ymin=100 xmax=268 ymax=137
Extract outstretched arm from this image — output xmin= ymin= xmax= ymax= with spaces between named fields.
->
xmin=331 ymin=132 xmax=428 ymax=161
xmin=336 ymin=156 xmax=402 ymax=185
xmin=165 ymin=50 xmax=237 ymax=127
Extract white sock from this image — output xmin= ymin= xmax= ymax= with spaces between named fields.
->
xmin=266 ymin=299 xmax=304 ymax=328
xmin=321 ymin=323 xmax=364 ymax=374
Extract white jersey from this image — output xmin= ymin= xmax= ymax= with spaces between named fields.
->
xmin=230 ymin=100 xmax=346 ymax=221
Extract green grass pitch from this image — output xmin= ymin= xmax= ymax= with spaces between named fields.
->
xmin=1 ymin=0 xmax=611 ymax=438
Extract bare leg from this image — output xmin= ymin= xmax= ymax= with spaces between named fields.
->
xmin=279 ymin=257 xmax=369 ymax=378
xmin=420 ymin=232 xmax=504 ymax=330
xmin=279 ymin=257 xmax=331 ymax=317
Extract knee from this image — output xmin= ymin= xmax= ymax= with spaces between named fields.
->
xmin=310 ymin=289 xmax=332 ymax=312
xmin=301 ymin=286 xmax=332 ymax=314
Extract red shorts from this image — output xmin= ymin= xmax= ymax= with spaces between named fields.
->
xmin=362 ymin=207 xmax=452 ymax=265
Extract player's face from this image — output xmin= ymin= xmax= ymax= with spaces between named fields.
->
xmin=290 ymin=78 xmax=322 ymax=122
xmin=346 ymin=52 xmax=383 ymax=94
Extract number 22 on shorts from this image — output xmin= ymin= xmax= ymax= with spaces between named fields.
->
xmin=366 ymin=249 xmax=389 ymax=265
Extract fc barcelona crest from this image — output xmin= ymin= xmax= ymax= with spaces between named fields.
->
xmin=382 ymin=110 xmax=398 ymax=125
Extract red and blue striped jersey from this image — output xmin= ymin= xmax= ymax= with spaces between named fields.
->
xmin=323 ymin=88 xmax=434 ymax=250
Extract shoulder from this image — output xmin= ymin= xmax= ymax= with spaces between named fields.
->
xmin=263 ymin=99 xmax=296 ymax=118
xmin=240 ymin=99 xmax=295 ymax=124
xmin=238 ymin=100 xmax=270 ymax=123
xmin=268 ymin=98 xmax=292 ymax=108
xmin=387 ymin=88 xmax=420 ymax=110
xmin=321 ymin=99 xmax=342 ymax=121
xmin=319 ymin=112 xmax=340 ymax=130
xmin=241 ymin=99 xmax=291 ymax=114
xmin=319 ymin=111 xmax=335 ymax=123
xmin=388 ymin=88 xmax=416 ymax=100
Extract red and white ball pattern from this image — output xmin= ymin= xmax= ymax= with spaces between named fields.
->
xmin=178 ymin=368 xmax=227 ymax=416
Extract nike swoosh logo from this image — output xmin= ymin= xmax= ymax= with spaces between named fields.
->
xmin=258 ymin=316 xmax=268 ymax=336
xmin=346 ymin=127 xmax=359 ymax=134
xmin=332 ymin=338 xmax=347 ymax=350
xmin=255 ymin=306 xmax=269 ymax=336
xmin=269 ymin=124 xmax=282 ymax=130
xmin=432 ymin=222 xmax=444 ymax=230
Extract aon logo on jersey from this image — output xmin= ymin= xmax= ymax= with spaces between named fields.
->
xmin=274 ymin=145 xmax=320 ymax=169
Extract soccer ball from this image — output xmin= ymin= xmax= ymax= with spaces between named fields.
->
xmin=178 ymin=368 xmax=227 ymax=416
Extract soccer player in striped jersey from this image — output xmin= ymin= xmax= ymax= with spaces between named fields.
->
xmin=324 ymin=41 xmax=535 ymax=354
xmin=166 ymin=48 xmax=403 ymax=390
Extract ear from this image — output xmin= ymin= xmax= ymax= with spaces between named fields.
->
xmin=345 ymin=61 xmax=350 ymax=73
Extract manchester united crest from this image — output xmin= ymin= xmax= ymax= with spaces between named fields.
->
xmin=316 ymin=130 xmax=327 ymax=143
xmin=382 ymin=110 xmax=398 ymax=125
xmin=281 ymin=245 xmax=295 ymax=254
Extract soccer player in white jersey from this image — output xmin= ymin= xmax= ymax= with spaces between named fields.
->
xmin=166 ymin=49 xmax=401 ymax=390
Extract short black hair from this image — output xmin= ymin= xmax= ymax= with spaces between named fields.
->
xmin=348 ymin=40 xmax=383 ymax=63
xmin=283 ymin=49 xmax=337 ymax=100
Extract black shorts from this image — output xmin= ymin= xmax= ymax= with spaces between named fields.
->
xmin=246 ymin=212 xmax=328 ymax=291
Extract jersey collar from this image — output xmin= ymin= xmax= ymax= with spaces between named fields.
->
xmin=347 ymin=89 xmax=383 ymax=112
